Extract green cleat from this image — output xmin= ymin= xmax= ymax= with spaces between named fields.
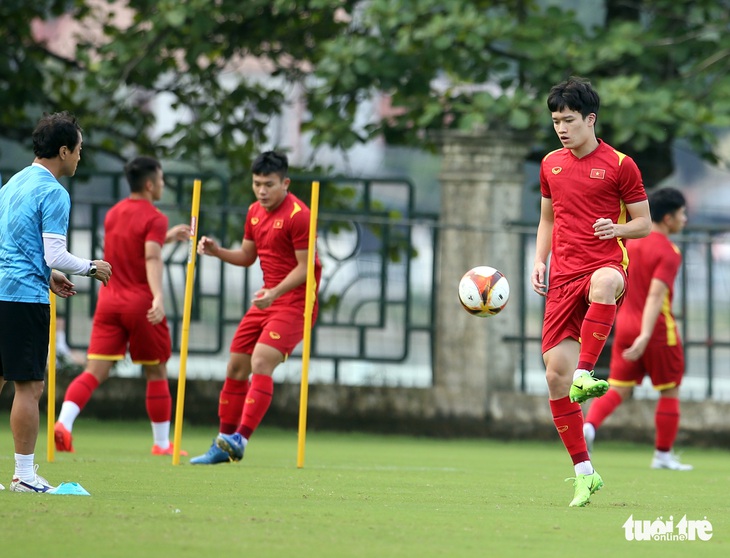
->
xmin=567 ymin=471 xmax=604 ymax=507
xmin=569 ymin=371 xmax=609 ymax=403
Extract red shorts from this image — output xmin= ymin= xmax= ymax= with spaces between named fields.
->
xmin=541 ymin=267 xmax=627 ymax=354
xmin=230 ymin=304 xmax=317 ymax=357
xmin=608 ymin=334 xmax=685 ymax=390
xmin=87 ymin=310 xmax=172 ymax=365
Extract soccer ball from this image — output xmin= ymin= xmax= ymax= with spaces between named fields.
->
xmin=458 ymin=266 xmax=510 ymax=317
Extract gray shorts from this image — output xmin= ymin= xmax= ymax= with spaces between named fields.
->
xmin=0 ymin=301 xmax=50 ymax=381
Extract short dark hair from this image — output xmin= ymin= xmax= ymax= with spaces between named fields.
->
xmin=649 ymin=187 xmax=686 ymax=223
xmin=251 ymin=151 xmax=288 ymax=178
xmin=124 ymin=156 xmax=161 ymax=193
xmin=547 ymin=77 xmax=600 ymax=120
xmin=32 ymin=112 xmax=83 ymax=158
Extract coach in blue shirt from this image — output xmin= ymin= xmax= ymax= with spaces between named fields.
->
xmin=0 ymin=112 xmax=112 ymax=492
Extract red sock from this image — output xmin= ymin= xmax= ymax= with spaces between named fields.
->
xmin=219 ymin=377 xmax=249 ymax=435
xmin=655 ymin=397 xmax=680 ymax=452
xmin=237 ymin=374 xmax=273 ymax=439
xmin=577 ymin=302 xmax=616 ymax=370
xmin=63 ymin=371 xmax=100 ymax=410
xmin=145 ymin=379 xmax=172 ymax=423
xmin=584 ymin=388 xmax=623 ymax=429
xmin=550 ymin=396 xmax=589 ymax=464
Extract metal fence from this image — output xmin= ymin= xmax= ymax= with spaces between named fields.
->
xmin=5 ymin=167 xmax=729 ymax=400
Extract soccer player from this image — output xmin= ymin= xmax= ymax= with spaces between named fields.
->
xmin=0 ymin=112 xmax=112 ymax=493
xmin=190 ymin=150 xmax=321 ymax=464
xmin=531 ymin=77 xmax=651 ymax=506
xmin=584 ymin=187 xmax=692 ymax=470
xmin=54 ymin=156 xmax=190 ymax=456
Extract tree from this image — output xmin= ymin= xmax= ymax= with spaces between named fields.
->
xmin=3 ymin=0 xmax=730 ymax=189
xmin=306 ymin=0 xmax=730 ymax=187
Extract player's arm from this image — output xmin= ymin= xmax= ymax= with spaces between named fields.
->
xmin=42 ymin=234 xmax=112 ymax=285
xmin=252 ymin=248 xmax=309 ymax=309
xmin=197 ymin=236 xmax=257 ymax=267
xmin=621 ymin=278 xmax=669 ymax=361
xmin=165 ymin=224 xmax=190 ymax=244
xmin=145 ymin=240 xmax=166 ymax=325
xmin=594 ymin=199 xmax=651 ymax=240
xmin=531 ymin=197 xmax=554 ymax=296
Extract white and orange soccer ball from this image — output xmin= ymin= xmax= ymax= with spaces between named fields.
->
xmin=457 ymin=265 xmax=510 ymax=317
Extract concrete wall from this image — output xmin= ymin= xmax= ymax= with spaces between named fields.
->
xmin=4 ymin=377 xmax=727 ymax=448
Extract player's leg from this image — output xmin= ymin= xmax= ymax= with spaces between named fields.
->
xmin=142 ymin=362 xmax=188 ymax=456
xmin=190 ymin=310 xmax=258 ymax=465
xmin=55 ymin=359 xmax=114 ymax=452
xmin=56 ymin=310 xmax=124 ymax=452
xmin=571 ymin=266 xmax=625 ymax=403
xmin=583 ymin=385 xmax=631 ymax=451
xmin=649 ymin=343 xmax=691 ymax=469
xmin=216 ymin=309 xmax=303 ymax=461
xmin=1 ymin=301 xmax=55 ymax=492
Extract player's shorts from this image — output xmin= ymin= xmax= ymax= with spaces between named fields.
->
xmin=608 ymin=334 xmax=685 ymax=390
xmin=230 ymin=304 xmax=317 ymax=358
xmin=0 ymin=301 xmax=49 ymax=381
xmin=87 ymin=310 xmax=171 ymax=365
xmin=541 ymin=266 xmax=627 ymax=354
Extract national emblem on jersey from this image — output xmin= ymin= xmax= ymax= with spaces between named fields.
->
xmin=274 ymin=219 xmax=283 ymax=229
xmin=590 ymin=168 xmax=606 ymax=179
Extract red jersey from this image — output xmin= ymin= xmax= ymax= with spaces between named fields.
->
xmin=615 ymin=231 xmax=682 ymax=346
xmin=540 ymin=140 xmax=647 ymax=289
xmin=97 ymin=198 xmax=168 ymax=313
xmin=244 ymin=192 xmax=321 ymax=308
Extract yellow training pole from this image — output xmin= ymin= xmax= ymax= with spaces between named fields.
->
xmin=172 ymin=178 xmax=202 ymax=465
xmin=297 ymin=180 xmax=320 ymax=468
xmin=47 ymin=292 xmax=57 ymax=463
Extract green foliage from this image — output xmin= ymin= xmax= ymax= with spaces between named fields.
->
xmin=3 ymin=0 xmax=730 ymax=186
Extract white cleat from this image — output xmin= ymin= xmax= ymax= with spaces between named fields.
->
xmin=9 ymin=465 xmax=56 ymax=493
xmin=651 ymin=450 xmax=693 ymax=471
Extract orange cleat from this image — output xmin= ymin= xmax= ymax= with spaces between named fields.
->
xmin=151 ymin=444 xmax=188 ymax=456
xmin=54 ymin=422 xmax=75 ymax=453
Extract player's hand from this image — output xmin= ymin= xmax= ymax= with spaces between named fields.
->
xmin=93 ymin=260 xmax=112 ymax=286
xmin=622 ymin=335 xmax=650 ymax=361
xmin=197 ymin=236 xmax=220 ymax=257
xmin=531 ymin=262 xmax=548 ymax=297
xmin=50 ymin=271 xmax=76 ymax=298
xmin=165 ymin=224 xmax=191 ymax=244
xmin=252 ymin=288 xmax=275 ymax=309
xmin=594 ymin=218 xmax=618 ymax=240
xmin=147 ymin=296 xmax=165 ymax=325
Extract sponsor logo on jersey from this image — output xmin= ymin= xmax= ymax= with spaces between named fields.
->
xmin=251 ymin=217 xmax=260 ymax=225
xmin=552 ymin=167 xmax=562 ymax=174
xmin=269 ymin=331 xmax=281 ymax=340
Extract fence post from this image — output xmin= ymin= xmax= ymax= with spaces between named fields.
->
xmin=433 ymin=129 xmax=529 ymax=417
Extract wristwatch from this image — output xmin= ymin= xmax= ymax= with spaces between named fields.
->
xmin=88 ymin=262 xmax=97 ymax=277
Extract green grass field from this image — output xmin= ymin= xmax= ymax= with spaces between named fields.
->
xmin=1 ymin=415 xmax=727 ymax=558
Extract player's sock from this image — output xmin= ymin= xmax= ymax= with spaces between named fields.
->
xmin=550 ymin=396 xmax=590 ymax=465
xmin=577 ymin=302 xmax=616 ymax=371
xmin=237 ymin=374 xmax=273 ymax=439
xmin=59 ymin=371 xmax=100 ymax=430
xmin=219 ymin=377 xmax=249 ymax=435
xmin=574 ymin=460 xmax=594 ymax=476
xmin=151 ymin=421 xmax=171 ymax=450
xmin=655 ymin=397 xmax=680 ymax=452
xmin=146 ymin=379 xmax=172 ymax=426
xmin=584 ymin=388 xmax=623 ymax=429
xmin=14 ymin=453 xmax=35 ymax=482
